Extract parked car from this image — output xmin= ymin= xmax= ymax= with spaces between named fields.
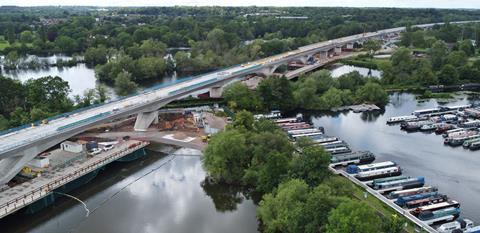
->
xmin=88 ymin=148 xmax=102 ymax=156
xmin=103 ymin=144 xmax=115 ymax=151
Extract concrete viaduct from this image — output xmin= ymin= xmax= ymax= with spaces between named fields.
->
xmin=0 ymin=20 xmax=478 ymax=186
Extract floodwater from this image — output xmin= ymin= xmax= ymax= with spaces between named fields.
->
xmin=330 ymin=64 xmax=382 ymax=78
xmin=4 ymin=64 xmax=100 ymax=97
xmin=311 ymin=92 xmax=480 ymax=223
xmin=0 ymin=148 xmax=258 ymax=233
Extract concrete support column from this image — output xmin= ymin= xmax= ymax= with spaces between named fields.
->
xmin=209 ymin=86 xmax=224 ymax=98
xmin=0 ymin=147 xmax=40 ymax=185
xmin=334 ymin=47 xmax=342 ymax=55
xmin=319 ymin=51 xmax=328 ymax=60
xmin=346 ymin=43 xmax=354 ymax=50
xmin=134 ymin=111 xmax=159 ymax=131
xmin=299 ymin=55 xmax=312 ymax=64
xmin=258 ymin=64 xmax=280 ymax=77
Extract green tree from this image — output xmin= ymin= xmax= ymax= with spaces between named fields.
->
xmin=243 ymin=131 xmax=294 ymax=193
xmin=0 ymin=115 xmax=9 ymax=130
xmin=29 ymin=107 xmax=49 ymax=121
xmin=458 ymin=39 xmax=475 ymax=56
xmin=135 ymin=57 xmax=167 ymax=80
xmin=54 ymin=36 xmax=78 ymax=54
xmin=363 ymin=40 xmax=381 ymax=55
xmin=140 ymin=39 xmax=167 ymax=57
xmin=303 ymin=184 xmax=350 ymax=233
xmin=24 ymin=76 xmax=72 ymax=113
xmin=114 ymin=71 xmax=138 ymax=96
xmin=383 ymin=214 xmax=407 ymax=233
xmin=223 ymin=82 xmax=261 ymax=112
xmin=391 ymin=47 xmax=413 ymax=75
xmin=413 ymin=60 xmax=438 ymax=85
xmin=356 ymin=81 xmax=389 ymax=106
xmin=20 ymin=30 xmax=35 ymax=44
xmin=438 ymin=64 xmax=459 ymax=85
xmin=84 ymin=46 xmax=108 ymax=66
xmin=446 ymin=50 xmax=468 ymax=67
xmin=5 ymin=51 xmax=20 ymax=70
xmin=257 ymin=179 xmax=310 ymax=233
xmin=321 ymin=88 xmax=344 ymax=109
xmin=337 ymin=71 xmax=365 ymax=91
xmin=202 ymin=129 xmax=250 ymax=184
xmin=257 ymin=77 xmax=295 ymax=111
xmin=0 ymin=76 xmax=25 ymax=117
xmin=232 ymin=110 xmax=255 ymax=130
xmin=289 ymin=138 xmax=331 ymax=186
xmin=429 ymin=40 xmax=448 ymax=70
xmin=326 ymin=200 xmax=382 ymax=233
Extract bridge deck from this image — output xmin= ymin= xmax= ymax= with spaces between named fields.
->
xmin=0 ymin=140 xmax=149 ymax=219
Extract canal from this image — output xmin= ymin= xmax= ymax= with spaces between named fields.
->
xmin=0 ymin=147 xmax=258 ymax=233
xmin=311 ymin=92 xmax=480 ymax=223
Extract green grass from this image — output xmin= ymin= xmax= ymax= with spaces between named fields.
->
xmin=346 ymin=177 xmax=423 ymax=233
xmin=0 ymin=40 xmax=34 ymax=51
xmin=0 ymin=40 xmax=9 ymax=51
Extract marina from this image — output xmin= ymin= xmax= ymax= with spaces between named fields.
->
xmin=308 ymin=92 xmax=480 ymax=230
xmin=273 ymin=111 xmax=464 ymax=232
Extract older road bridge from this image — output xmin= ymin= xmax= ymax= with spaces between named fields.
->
xmin=0 ymin=20 xmax=478 ymax=186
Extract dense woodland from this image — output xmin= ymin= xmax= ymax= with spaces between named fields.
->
xmin=1 ymin=5 xmax=480 ymax=233
xmin=1 ymin=6 xmax=480 ymax=128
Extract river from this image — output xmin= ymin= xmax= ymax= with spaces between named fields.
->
xmin=311 ymin=92 xmax=480 ymax=223
xmin=1 ymin=93 xmax=479 ymax=232
xmin=0 ymin=147 xmax=258 ymax=233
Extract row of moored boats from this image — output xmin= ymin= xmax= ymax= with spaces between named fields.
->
xmin=260 ymin=111 xmax=480 ymax=233
xmin=388 ymin=104 xmax=480 ymax=150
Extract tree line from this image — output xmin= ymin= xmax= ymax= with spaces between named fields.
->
xmin=202 ymin=111 xmax=405 ymax=233
xmin=223 ymin=71 xmax=389 ymax=113
xmin=0 ymin=75 xmax=107 ymax=131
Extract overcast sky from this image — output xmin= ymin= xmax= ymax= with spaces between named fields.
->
xmin=1 ymin=0 xmax=480 ymax=9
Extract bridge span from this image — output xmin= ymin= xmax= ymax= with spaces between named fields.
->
xmin=0 ymin=20 xmax=479 ymax=186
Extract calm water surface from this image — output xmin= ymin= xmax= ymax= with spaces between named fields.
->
xmin=0 ymin=148 xmax=258 ymax=233
xmin=311 ymin=92 xmax=480 ymax=223
xmin=330 ymin=64 xmax=382 ymax=78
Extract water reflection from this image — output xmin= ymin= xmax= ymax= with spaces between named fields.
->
xmin=0 ymin=148 xmax=258 ymax=233
xmin=201 ymin=178 xmax=246 ymax=212
xmin=311 ymin=92 xmax=480 ymax=222
xmin=330 ymin=64 xmax=382 ymax=78
xmin=3 ymin=63 xmax=100 ymax=97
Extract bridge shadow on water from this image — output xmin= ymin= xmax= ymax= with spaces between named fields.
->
xmin=0 ymin=149 xmax=168 ymax=233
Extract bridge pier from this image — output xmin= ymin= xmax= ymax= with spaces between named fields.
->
xmin=209 ymin=86 xmax=224 ymax=98
xmin=346 ymin=43 xmax=354 ymax=50
xmin=0 ymin=147 xmax=40 ymax=186
xmin=298 ymin=55 xmax=313 ymax=64
xmin=257 ymin=64 xmax=280 ymax=77
xmin=334 ymin=47 xmax=342 ymax=55
xmin=319 ymin=51 xmax=328 ymax=60
xmin=134 ymin=111 xmax=159 ymax=131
